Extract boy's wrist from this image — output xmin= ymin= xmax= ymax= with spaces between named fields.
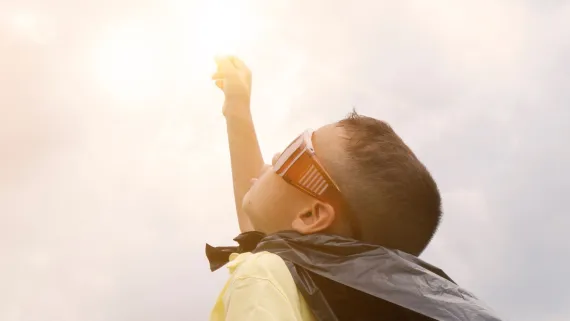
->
xmin=223 ymin=98 xmax=252 ymax=120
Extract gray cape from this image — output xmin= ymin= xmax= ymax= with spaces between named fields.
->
xmin=206 ymin=231 xmax=502 ymax=321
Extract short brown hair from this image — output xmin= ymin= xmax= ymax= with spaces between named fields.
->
xmin=332 ymin=111 xmax=441 ymax=255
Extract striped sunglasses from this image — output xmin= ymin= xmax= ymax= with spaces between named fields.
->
xmin=273 ymin=129 xmax=361 ymax=239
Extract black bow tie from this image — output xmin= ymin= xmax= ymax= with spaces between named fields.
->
xmin=205 ymin=231 xmax=267 ymax=272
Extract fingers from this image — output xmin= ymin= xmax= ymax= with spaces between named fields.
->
xmin=215 ymin=55 xmax=248 ymax=71
xmin=213 ymin=56 xmax=234 ymax=86
xmin=231 ymin=56 xmax=248 ymax=70
xmin=212 ymin=55 xmax=249 ymax=91
xmin=211 ymin=72 xmax=224 ymax=80
xmin=214 ymin=55 xmax=235 ymax=72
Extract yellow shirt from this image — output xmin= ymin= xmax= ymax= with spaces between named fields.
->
xmin=210 ymin=251 xmax=316 ymax=321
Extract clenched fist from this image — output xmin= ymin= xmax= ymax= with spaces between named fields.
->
xmin=212 ymin=56 xmax=252 ymax=116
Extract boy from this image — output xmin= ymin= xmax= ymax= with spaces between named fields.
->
xmin=207 ymin=56 xmax=500 ymax=321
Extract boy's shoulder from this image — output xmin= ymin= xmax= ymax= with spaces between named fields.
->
xmin=218 ymin=251 xmax=316 ymax=321
xmin=226 ymin=251 xmax=294 ymax=283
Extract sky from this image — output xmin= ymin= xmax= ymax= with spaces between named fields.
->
xmin=1 ymin=0 xmax=569 ymax=320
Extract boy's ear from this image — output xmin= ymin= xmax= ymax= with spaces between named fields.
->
xmin=291 ymin=202 xmax=336 ymax=234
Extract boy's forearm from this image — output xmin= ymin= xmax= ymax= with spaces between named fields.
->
xmin=224 ymin=100 xmax=264 ymax=232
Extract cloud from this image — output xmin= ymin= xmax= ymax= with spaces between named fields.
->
xmin=1 ymin=1 xmax=569 ymax=320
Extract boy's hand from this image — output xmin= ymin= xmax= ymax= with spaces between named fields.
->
xmin=212 ymin=56 xmax=252 ymax=116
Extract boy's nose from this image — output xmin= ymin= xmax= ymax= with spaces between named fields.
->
xmin=271 ymin=152 xmax=282 ymax=166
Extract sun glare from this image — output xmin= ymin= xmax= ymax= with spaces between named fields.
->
xmin=177 ymin=0 xmax=260 ymax=80
xmin=194 ymin=0 xmax=250 ymax=56
xmin=92 ymin=0 xmax=260 ymax=101
xmin=10 ymin=12 xmax=55 ymax=44
xmin=92 ymin=22 xmax=163 ymax=102
xmin=12 ymin=13 xmax=37 ymax=31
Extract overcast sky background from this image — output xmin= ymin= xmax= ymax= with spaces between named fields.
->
xmin=1 ymin=0 xmax=569 ymax=320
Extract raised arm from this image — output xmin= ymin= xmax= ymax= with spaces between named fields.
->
xmin=212 ymin=56 xmax=265 ymax=232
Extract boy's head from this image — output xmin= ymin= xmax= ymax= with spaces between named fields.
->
xmin=242 ymin=111 xmax=441 ymax=255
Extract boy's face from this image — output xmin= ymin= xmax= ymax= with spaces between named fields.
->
xmin=242 ymin=124 xmax=346 ymax=235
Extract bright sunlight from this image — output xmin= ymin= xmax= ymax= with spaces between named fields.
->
xmin=10 ymin=12 xmax=55 ymax=44
xmin=92 ymin=21 xmax=164 ymax=102
xmin=92 ymin=0 xmax=260 ymax=102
